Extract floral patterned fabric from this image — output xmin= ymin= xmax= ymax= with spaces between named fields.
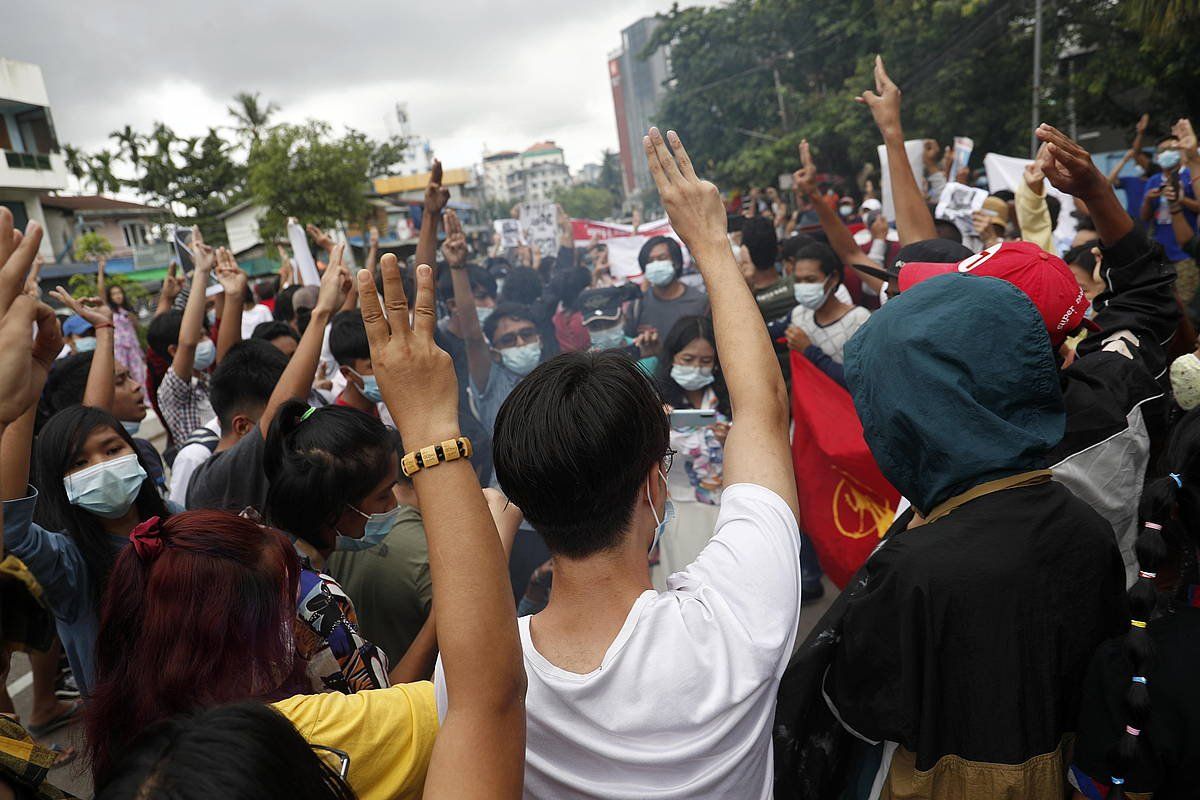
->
xmin=295 ymin=559 xmax=391 ymax=694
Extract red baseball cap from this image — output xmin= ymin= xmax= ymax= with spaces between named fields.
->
xmin=897 ymin=241 xmax=1100 ymax=347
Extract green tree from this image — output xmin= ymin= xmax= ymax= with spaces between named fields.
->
xmin=85 ymin=150 xmax=122 ymax=194
xmin=362 ymin=132 xmax=411 ymax=178
xmin=554 ymin=185 xmax=616 ymax=220
xmin=598 ymin=150 xmax=625 ymax=201
xmin=228 ymin=91 xmax=280 ymax=144
xmin=246 ymin=121 xmax=372 ymax=241
xmin=109 ymin=125 xmax=144 ymax=169
xmin=73 ymin=231 xmax=114 ymax=262
xmin=68 ymin=271 xmax=148 ymax=305
xmin=61 ymin=144 xmax=87 ymax=189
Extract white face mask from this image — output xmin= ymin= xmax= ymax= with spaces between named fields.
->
xmin=589 ymin=326 xmax=626 ymax=351
xmin=644 ymin=259 xmax=676 ymax=287
xmin=193 ymin=338 xmax=216 ymax=371
xmin=64 ymin=452 xmax=147 ymax=519
xmin=646 ymin=468 xmax=675 ymax=554
xmin=500 ymin=341 xmax=542 ymax=376
xmin=793 ymin=281 xmax=831 ymax=310
xmin=671 ymin=364 xmax=714 ymax=391
xmin=1171 ymin=352 xmax=1200 ymax=410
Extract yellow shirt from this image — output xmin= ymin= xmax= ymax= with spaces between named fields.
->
xmin=273 ymin=681 xmax=438 ymax=800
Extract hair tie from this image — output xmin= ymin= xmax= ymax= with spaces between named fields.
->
xmin=1125 ymin=725 xmax=1141 ymax=737
xmin=1130 ymin=619 xmax=1147 ymax=629
xmin=1139 ymin=570 xmax=1157 ymax=580
xmin=1143 ymin=521 xmax=1163 ymax=531
xmin=300 ymin=407 xmax=317 ymax=423
xmin=1131 ymin=676 xmax=1147 ymax=685
xmin=129 ymin=516 xmax=165 ymax=561
xmin=1170 ymin=472 xmax=1183 ymax=489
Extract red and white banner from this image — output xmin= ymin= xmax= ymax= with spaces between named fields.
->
xmin=570 ymin=217 xmax=686 ymax=280
xmin=790 ymin=351 xmax=899 ymax=587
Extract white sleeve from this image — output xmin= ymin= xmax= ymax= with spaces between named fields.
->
xmin=168 ymin=444 xmax=207 ymax=506
xmin=432 ymin=655 xmax=449 ymax=723
xmin=671 ymin=484 xmax=802 ymax=655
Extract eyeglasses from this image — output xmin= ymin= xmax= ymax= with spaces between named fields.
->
xmin=493 ymin=327 xmax=540 ymax=349
xmin=310 ymin=744 xmax=350 ymax=780
xmin=662 ymin=449 xmax=676 ymax=475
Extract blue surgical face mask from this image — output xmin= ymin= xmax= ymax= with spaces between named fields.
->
xmin=64 ymin=452 xmax=147 ymax=519
xmin=644 ymin=259 xmax=676 ymax=287
xmin=499 ymin=341 xmax=541 ymax=376
xmin=476 ymin=305 xmax=495 ymax=325
xmin=793 ymin=281 xmax=832 ymax=310
xmin=671 ymin=364 xmax=714 ymax=391
xmin=193 ymin=338 xmax=216 ymax=371
xmin=1157 ymin=149 xmax=1182 ymax=170
xmin=589 ymin=325 xmax=626 ymax=351
xmin=74 ymin=336 xmax=97 ymax=353
xmin=646 ymin=468 xmax=675 ymax=553
xmin=347 ymin=368 xmax=383 ymax=404
xmin=335 ymin=502 xmax=403 ymax=551
xmin=121 ymin=420 xmax=142 ymax=436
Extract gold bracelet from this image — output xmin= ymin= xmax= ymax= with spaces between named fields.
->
xmin=401 ymin=437 xmax=473 ymax=478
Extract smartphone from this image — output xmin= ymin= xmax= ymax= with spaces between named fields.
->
xmin=669 ymin=408 xmax=717 ymax=427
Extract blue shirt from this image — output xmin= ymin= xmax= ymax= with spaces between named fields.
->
xmin=472 ymin=361 xmax=524 ymax=436
xmin=1145 ymin=169 xmax=1197 ymax=262
xmin=1116 ymin=175 xmax=1148 ymax=223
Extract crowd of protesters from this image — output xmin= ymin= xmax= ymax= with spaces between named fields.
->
xmin=0 ymin=52 xmax=1197 ymax=800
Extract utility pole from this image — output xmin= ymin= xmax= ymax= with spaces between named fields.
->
xmin=1031 ymin=0 xmax=1043 ymax=158
xmin=772 ymin=64 xmax=789 ymax=130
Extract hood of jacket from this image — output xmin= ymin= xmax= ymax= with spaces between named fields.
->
xmin=844 ymin=273 xmax=1065 ymax=514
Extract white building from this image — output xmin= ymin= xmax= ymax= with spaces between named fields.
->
xmin=508 ymin=141 xmax=571 ymax=204
xmin=482 ymin=150 xmax=520 ymax=204
xmin=0 ymin=58 xmax=69 ymax=261
xmin=575 ymin=162 xmax=604 ymax=186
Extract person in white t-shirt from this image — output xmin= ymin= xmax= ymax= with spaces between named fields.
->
xmin=785 ymin=240 xmax=871 ymax=366
xmin=435 ymin=127 xmax=802 ymax=800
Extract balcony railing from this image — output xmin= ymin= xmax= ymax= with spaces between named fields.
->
xmin=3 ymin=151 xmax=53 ymax=170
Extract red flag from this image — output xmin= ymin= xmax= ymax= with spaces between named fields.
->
xmin=790 ymin=351 xmax=899 ymax=587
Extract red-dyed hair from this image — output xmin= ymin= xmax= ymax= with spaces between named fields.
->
xmin=85 ymin=510 xmax=302 ymax=785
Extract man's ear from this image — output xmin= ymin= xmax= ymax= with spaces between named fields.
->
xmin=167 ymin=343 xmax=177 ymax=359
xmin=233 ymin=414 xmax=256 ymax=438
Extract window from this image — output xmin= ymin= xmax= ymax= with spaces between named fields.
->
xmin=122 ymin=222 xmax=148 ymax=247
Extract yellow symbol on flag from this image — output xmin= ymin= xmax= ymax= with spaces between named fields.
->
xmin=832 ymin=469 xmax=892 ymax=540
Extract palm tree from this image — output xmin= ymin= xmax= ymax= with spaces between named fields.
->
xmin=109 ymin=125 xmax=144 ymax=165
xmin=86 ymin=150 xmax=122 ymax=195
xmin=227 ymin=91 xmax=279 ymax=144
xmin=1125 ymin=0 xmax=1200 ymax=36
xmin=62 ymin=144 xmax=87 ymax=189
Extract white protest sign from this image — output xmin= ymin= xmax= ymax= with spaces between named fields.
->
xmin=935 ymin=182 xmax=989 ymax=250
xmin=519 ymin=202 xmax=559 ymax=257
xmin=953 ymin=137 xmax=974 ymax=175
xmin=287 ymin=219 xmax=321 ymax=287
xmin=494 ymin=219 xmax=523 ymax=249
xmin=876 ymin=140 xmax=927 ymax=220
xmin=984 ymin=152 xmax=1078 ymax=255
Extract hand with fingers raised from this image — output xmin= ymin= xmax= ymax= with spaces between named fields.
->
xmin=642 ymin=127 xmax=728 ymax=257
xmin=316 ymin=243 xmax=353 ymax=316
xmin=856 ymin=55 xmax=903 ymax=138
xmin=1035 ymin=124 xmax=1108 ymax=200
xmin=792 ymin=139 xmax=819 ymax=197
xmin=443 ymin=210 xmax=469 ymax=269
xmin=49 ymin=287 xmax=113 ymax=329
xmin=359 ymin=256 xmax=459 ymax=445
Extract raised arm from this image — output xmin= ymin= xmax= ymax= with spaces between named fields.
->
xmin=1038 ymin=125 xmax=1134 ymax=247
xmin=794 ymin=139 xmax=886 ymax=293
xmin=344 ymin=225 xmax=380 ymax=312
xmin=50 ymin=288 xmax=114 ymax=410
xmin=444 ymin=210 xmax=493 ymax=392
xmin=646 ymin=127 xmax=798 ymax=518
xmin=257 ymin=245 xmax=350 ymax=438
xmin=214 ymin=247 xmax=248 ymax=363
xmin=417 ymin=160 xmax=451 ymax=283
xmin=172 ymin=227 xmax=214 ymax=382
xmin=155 ymin=262 xmax=181 ymax=318
xmin=1015 ymin=145 xmax=1054 ymax=253
xmin=856 ymin=56 xmax=937 ymax=246
xmin=361 ymin=257 xmax=524 ymax=800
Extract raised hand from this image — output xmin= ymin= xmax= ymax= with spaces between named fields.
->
xmin=1035 ymin=124 xmax=1108 ymax=200
xmin=306 ymin=223 xmax=336 ymax=252
xmin=359 ymin=255 xmax=459 ymax=444
xmin=1023 ymin=143 xmax=1050 ymax=195
xmin=369 ymin=225 xmax=380 ymax=247
xmin=643 ymin=127 xmax=728 ymax=256
xmin=190 ymin=226 xmax=215 ymax=273
xmin=315 ymin=243 xmax=352 ymax=315
xmin=443 ymin=209 xmax=468 ymax=268
xmin=214 ymin=247 xmax=248 ymax=295
xmin=792 ymin=139 xmax=819 ymax=196
xmin=634 ymin=327 xmax=661 ymax=359
xmin=24 ymin=254 xmax=44 ymax=299
xmin=0 ymin=208 xmax=41 ymax=315
xmin=425 ymin=159 xmax=451 ymax=217
xmin=1136 ymin=113 xmax=1149 ymax=135
xmin=49 ymin=287 xmax=113 ymax=328
xmin=855 ymin=55 xmax=903 ymax=137
xmin=1173 ymin=118 xmax=1198 ymax=155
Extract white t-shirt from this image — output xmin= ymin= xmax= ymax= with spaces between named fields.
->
xmin=434 ymin=483 xmax=802 ymax=800
xmin=167 ymin=417 xmax=221 ymax=506
xmin=789 ymin=304 xmax=871 ymax=364
xmin=240 ymin=303 xmax=276 ymax=339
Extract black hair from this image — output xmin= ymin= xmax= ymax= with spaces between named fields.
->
xmin=1046 ymin=194 xmax=1062 ymax=231
xmin=1155 ymin=134 xmax=1179 ymax=147
xmin=33 ymin=406 xmax=168 ymax=603
xmin=653 ymin=316 xmax=731 ymax=417
xmin=551 ymin=267 xmax=594 ymax=312
xmin=1065 ymin=240 xmax=1101 ymax=272
xmin=1076 ymin=213 xmax=1097 ymax=232
xmin=95 ymin=702 xmax=354 ymax=800
xmin=537 ymin=255 xmax=557 ymax=284
xmin=991 ymin=189 xmax=1015 ymax=203
xmin=498 ymin=267 xmax=543 ymax=306
xmin=437 ymin=264 xmax=497 ymax=303
xmin=780 ymin=234 xmax=817 ymax=262
xmin=42 ymin=352 xmax=93 ymax=415
xmin=255 ymin=278 xmax=277 ymax=302
xmin=209 ymin=340 xmax=288 ymax=432
xmin=637 ymin=236 xmax=684 ymax=275
xmin=493 ymin=351 xmax=669 ymax=558
xmin=147 ymin=311 xmax=183 ymax=359
xmin=741 ymin=216 xmax=778 ymax=270
xmin=263 ymin=400 xmax=400 ymax=549
xmin=329 ymin=310 xmax=370 ymax=367
xmin=482 ymin=302 xmax=537 ymax=346
xmin=274 ymin=285 xmax=300 ymax=324
xmin=1105 ymin=410 xmax=1200 ymax=797
xmin=251 ymin=320 xmax=300 ymax=344
xmin=933 ymin=218 xmax=964 ymax=244
xmin=791 ymin=241 xmax=844 ymax=283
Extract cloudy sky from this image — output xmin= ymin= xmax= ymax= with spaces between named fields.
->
xmin=1 ymin=1 xmax=679 ymax=178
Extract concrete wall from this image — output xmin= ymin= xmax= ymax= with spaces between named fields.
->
xmin=0 ymin=59 xmax=51 ymax=108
